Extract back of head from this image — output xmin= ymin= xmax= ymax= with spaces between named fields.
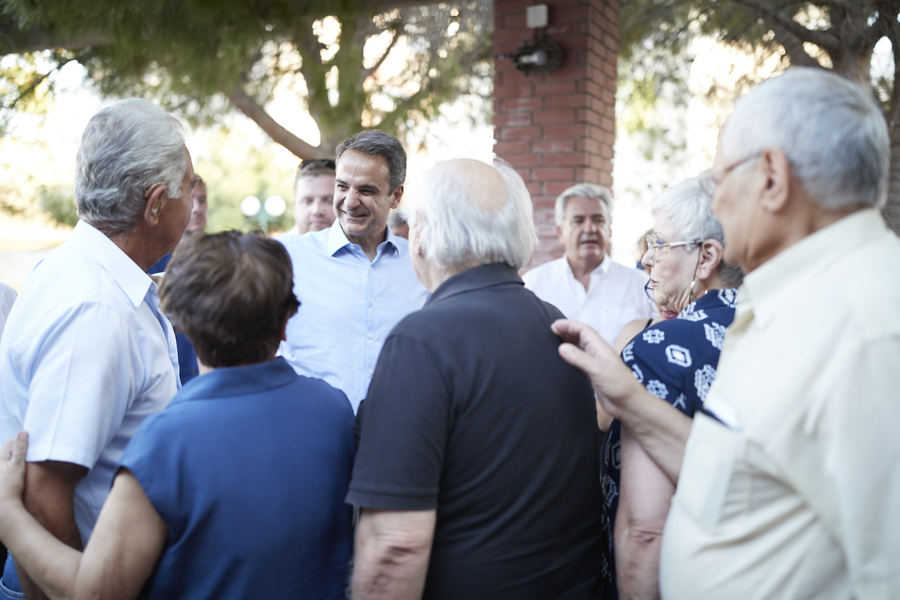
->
xmin=413 ymin=158 xmax=537 ymax=271
xmin=654 ymin=177 xmax=743 ymax=287
xmin=554 ymin=183 xmax=614 ymax=226
xmin=159 ymin=231 xmax=300 ymax=368
xmin=76 ymin=98 xmax=187 ymax=236
xmin=720 ymin=67 xmax=889 ymax=210
xmin=336 ymin=130 xmax=406 ymax=193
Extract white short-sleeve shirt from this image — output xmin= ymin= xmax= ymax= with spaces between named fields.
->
xmin=522 ymin=255 xmax=656 ymax=345
xmin=0 ymin=220 xmax=179 ymax=542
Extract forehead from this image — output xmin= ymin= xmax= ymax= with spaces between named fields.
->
xmin=296 ymin=173 xmax=334 ymax=195
xmin=564 ymin=196 xmax=608 ymax=218
xmin=336 ymin=150 xmax=390 ymax=187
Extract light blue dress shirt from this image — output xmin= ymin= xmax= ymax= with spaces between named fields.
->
xmin=278 ymin=225 xmax=428 ymax=411
xmin=0 ymin=220 xmax=179 ymax=542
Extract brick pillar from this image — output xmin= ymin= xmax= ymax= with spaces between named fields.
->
xmin=493 ymin=0 xmax=620 ymax=267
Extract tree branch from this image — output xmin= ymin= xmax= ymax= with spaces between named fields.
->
xmin=732 ymin=0 xmax=841 ymax=51
xmin=768 ymin=21 xmax=823 ymax=67
xmin=362 ymin=23 xmax=401 ymax=80
xmin=227 ymin=86 xmax=319 ymax=159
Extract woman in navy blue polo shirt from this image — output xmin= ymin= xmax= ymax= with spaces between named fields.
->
xmin=0 ymin=231 xmax=355 ymax=599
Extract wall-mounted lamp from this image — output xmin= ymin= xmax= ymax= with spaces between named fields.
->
xmin=504 ymin=4 xmax=563 ymax=76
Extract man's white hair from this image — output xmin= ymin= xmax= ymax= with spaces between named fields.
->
xmin=75 ymin=98 xmax=188 ymax=236
xmin=411 ymin=158 xmax=537 ymax=271
xmin=720 ymin=67 xmax=889 ymax=210
xmin=554 ymin=183 xmax=613 ymax=226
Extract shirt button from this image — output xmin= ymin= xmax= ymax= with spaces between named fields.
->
xmin=368 ymin=334 xmax=376 ymax=340
xmin=370 ymin=298 xmax=375 ymax=305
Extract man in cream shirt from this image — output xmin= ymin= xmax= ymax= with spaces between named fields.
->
xmin=554 ymin=67 xmax=900 ymax=598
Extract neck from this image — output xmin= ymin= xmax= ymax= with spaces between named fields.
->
xmin=108 ymin=229 xmax=166 ymax=272
xmin=346 ymin=226 xmax=388 ymax=261
xmin=568 ymin=255 xmax=604 ymax=290
xmin=744 ymin=198 xmax=861 ymax=273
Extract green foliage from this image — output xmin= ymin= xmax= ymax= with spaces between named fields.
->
xmin=1 ymin=0 xmax=493 ymax=157
xmin=192 ymin=129 xmax=294 ymax=235
xmin=37 ymin=185 xmax=78 ymax=226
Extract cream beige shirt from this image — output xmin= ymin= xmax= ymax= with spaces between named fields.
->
xmin=660 ymin=209 xmax=900 ymax=599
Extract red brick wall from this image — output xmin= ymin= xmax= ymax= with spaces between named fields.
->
xmin=493 ymin=0 xmax=620 ymax=266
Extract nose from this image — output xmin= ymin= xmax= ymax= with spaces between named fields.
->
xmin=343 ymin=189 xmax=360 ymax=208
xmin=641 ymin=247 xmax=654 ymax=269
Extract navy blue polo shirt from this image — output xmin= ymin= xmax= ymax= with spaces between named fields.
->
xmin=121 ymin=357 xmax=355 ymax=599
xmin=348 ymin=263 xmax=603 ymax=600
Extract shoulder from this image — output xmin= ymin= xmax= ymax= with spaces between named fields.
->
xmin=522 ymin=257 xmax=564 ymax=287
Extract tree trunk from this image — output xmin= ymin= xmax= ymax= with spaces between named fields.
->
xmin=884 ymin=113 xmax=900 ymax=234
xmin=227 ymin=87 xmax=321 ymax=160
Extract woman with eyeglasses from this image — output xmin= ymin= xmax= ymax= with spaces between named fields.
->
xmin=597 ymin=176 xmax=743 ymax=600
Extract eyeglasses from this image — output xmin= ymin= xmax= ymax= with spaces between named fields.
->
xmin=298 ymin=158 xmax=336 ymax=172
xmin=644 ymin=234 xmax=702 ymax=258
xmin=698 ymin=151 xmax=761 ymax=196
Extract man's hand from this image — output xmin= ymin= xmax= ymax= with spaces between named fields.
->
xmin=0 ymin=432 xmax=29 ymax=532
xmin=552 ymin=319 xmax=644 ymax=420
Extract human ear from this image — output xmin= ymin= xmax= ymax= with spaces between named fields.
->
xmin=390 ymin=185 xmax=404 ymax=209
xmin=143 ymin=184 xmax=168 ymax=225
xmin=696 ymin=239 xmax=724 ymax=280
xmin=759 ymin=148 xmax=791 ymax=213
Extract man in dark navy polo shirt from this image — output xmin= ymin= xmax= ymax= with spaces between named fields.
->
xmin=348 ymin=158 xmax=604 ymax=600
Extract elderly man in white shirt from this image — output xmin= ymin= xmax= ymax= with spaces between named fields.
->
xmin=555 ymin=68 xmax=900 ymax=598
xmin=523 ymin=183 xmax=656 ymax=345
xmin=0 ymin=99 xmax=192 ymax=600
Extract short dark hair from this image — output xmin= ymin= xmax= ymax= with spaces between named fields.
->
xmin=336 ymin=130 xmax=406 ymax=193
xmin=293 ymin=159 xmax=335 ymax=195
xmin=159 ymin=231 xmax=300 ymax=368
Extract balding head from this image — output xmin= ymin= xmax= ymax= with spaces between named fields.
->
xmin=410 ymin=158 xmax=537 ymax=276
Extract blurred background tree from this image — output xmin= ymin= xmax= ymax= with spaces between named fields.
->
xmin=618 ymin=0 xmax=900 ymax=231
xmin=0 ymin=0 xmax=492 ymax=231
xmin=0 ymin=0 xmax=492 ymax=157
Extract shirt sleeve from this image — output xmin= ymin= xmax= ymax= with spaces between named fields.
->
xmin=22 ymin=302 xmax=145 ymax=468
xmin=346 ymin=333 xmax=452 ymax=510
xmin=621 ymin=326 xmax=701 ymax=417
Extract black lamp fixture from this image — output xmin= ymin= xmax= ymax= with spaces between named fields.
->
xmin=511 ymin=4 xmax=563 ymax=76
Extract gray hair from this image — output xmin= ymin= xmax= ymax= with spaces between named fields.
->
xmin=554 ymin=183 xmax=613 ymax=226
xmin=75 ymin=98 xmax=187 ymax=236
xmin=654 ymin=177 xmax=743 ymax=287
xmin=720 ymin=67 xmax=889 ymax=210
xmin=336 ymin=130 xmax=406 ymax=193
xmin=412 ymin=158 xmax=537 ymax=271
xmin=387 ymin=207 xmax=408 ymax=228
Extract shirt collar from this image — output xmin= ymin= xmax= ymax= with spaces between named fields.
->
xmin=174 ymin=357 xmax=299 ymax=401
xmin=564 ymin=254 xmax=610 ymax=280
xmin=326 ymin=223 xmax=398 ymax=257
xmin=740 ymin=208 xmax=886 ymax=328
xmin=71 ymin=220 xmax=153 ymax=309
xmin=427 ymin=263 xmax=521 ymax=305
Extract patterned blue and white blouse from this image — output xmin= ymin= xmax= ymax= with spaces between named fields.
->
xmin=597 ymin=288 xmax=738 ymax=598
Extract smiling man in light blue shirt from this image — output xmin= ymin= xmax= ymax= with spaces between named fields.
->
xmin=278 ymin=131 xmax=428 ymax=411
